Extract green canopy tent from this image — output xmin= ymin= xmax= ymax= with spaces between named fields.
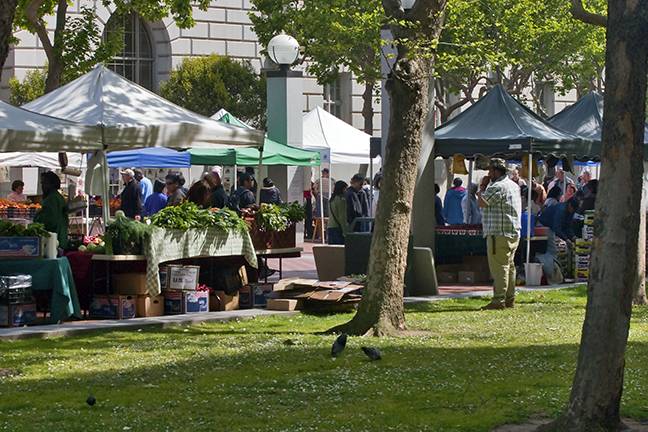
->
xmin=189 ymin=110 xmax=320 ymax=167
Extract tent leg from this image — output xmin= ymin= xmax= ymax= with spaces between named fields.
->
xmin=467 ymin=160 xmax=474 ymax=224
xmin=319 ymin=175 xmax=325 ymax=243
xmin=255 ymin=150 xmax=263 ymax=204
xmin=526 ymin=153 xmax=533 ymax=267
xmin=100 ymin=150 xmax=111 ymax=229
xmin=369 ymin=156 xmax=374 ymax=217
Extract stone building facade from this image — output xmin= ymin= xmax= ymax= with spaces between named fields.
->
xmin=0 ymin=0 xmax=382 ymax=137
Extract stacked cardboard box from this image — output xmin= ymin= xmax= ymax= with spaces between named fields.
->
xmin=435 ymin=256 xmax=491 ymax=286
xmin=162 ymin=265 xmax=209 ymax=314
xmin=0 ymin=275 xmax=36 ymax=327
xmin=112 ymin=273 xmax=163 ymax=317
xmin=265 ymin=279 xmax=363 ymax=312
xmin=574 ymin=210 xmax=595 ymax=282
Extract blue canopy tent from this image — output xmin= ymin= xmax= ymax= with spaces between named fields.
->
xmin=107 ymin=147 xmax=191 ymax=168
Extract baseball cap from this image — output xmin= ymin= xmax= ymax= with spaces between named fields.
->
xmin=211 ymin=166 xmax=223 ymax=178
xmin=488 ymin=158 xmax=507 ymax=171
xmin=120 ymin=168 xmax=135 ymax=177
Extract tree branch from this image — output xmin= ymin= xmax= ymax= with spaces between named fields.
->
xmin=570 ymin=0 xmax=607 ymax=27
xmin=24 ymin=0 xmax=55 ymax=61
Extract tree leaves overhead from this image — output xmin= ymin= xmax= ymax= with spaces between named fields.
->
xmin=159 ymin=55 xmax=267 ymax=129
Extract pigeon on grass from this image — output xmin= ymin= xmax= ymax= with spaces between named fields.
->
xmin=331 ymin=333 xmax=348 ymax=358
xmin=361 ymin=346 xmax=382 ymax=361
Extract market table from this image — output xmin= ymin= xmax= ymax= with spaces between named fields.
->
xmin=0 ymin=257 xmax=81 ymax=323
xmin=144 ymin=227 xmax=258 ymax=296
xmin=256 ymin=247 xmax=303 ymax=282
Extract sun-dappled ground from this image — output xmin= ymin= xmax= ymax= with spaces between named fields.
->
xmin=1 ymin=287 xmax=648 ymax=432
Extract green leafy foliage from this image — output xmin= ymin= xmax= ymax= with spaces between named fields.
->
xmin=0 ymin=220 xmax=48 ymax=237
xmin=105 ymin=211 xmax=151 ymax=255
xmin=8 ymin=69 xmax=45 ymax=106
xmin=255 ymin=202 xmax=305 ymax=232
xmin=160 ymin=55 xmax=266 ymax=128
xmin=150 ymin=202 xmax=248 ymax=234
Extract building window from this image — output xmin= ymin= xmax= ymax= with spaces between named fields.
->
xmin=104 ymin=13 xmax=154 ymax=90
xmin=323 ymin=79 xmax=342 ymax=119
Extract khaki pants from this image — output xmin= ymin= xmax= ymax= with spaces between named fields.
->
xmin=486 ymin=235 xmax=520 ymax=304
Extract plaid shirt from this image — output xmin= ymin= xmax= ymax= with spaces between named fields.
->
xmin=481 ymin=175 xmax=522 ymax=238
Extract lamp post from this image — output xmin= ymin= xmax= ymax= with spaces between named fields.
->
xmin=265 ymin=34 xmax=306 ymax=240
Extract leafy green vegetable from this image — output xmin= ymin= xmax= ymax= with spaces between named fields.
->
xmin=105 ymin=213 xmax=151 ymax=255
xmin=0 ymin=220 xmax=49 ymax=237
xmin=255 ymin=202 xmax=305 ymax=232
xmin=150 ymin=202 xmax=248 ymax=234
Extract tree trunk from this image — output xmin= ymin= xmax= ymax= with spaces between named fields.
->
xmin=635 ymin=172 xmax=648 ymax=305
xmin=328 ymin=0 xmax=447 ymax=337
xmin=0 ymin=0 xmax=17 ymax=70
xmin=44 ymin=0 xmax=68 ymax=92
xmin=540 ymin=1 xmax=648 ymax=430
xmin=362 ymin=81 xmax=375 ymax=135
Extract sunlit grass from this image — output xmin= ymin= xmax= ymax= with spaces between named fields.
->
xmin=1 ymin=286 xmax=647 ymax=431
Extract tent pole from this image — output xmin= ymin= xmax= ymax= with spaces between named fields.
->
xmin=369 ymin=155 xmax=374 ymax=217
xmin=526 ymin=152 xmax=533 ymax=267
xmin=101 ymin=149 xmax=110 ymax=229
xmin=233 ymin=164 xmax=237 ymax=194
xmin=467 ymin=159 xmax=474 ymax=223
xmin=319 ymin=173 xmax=325 ymax=243
xmin=255 ymin=149 xmax=263 ymax=204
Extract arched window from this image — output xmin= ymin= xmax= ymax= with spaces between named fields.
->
xmin=104 ymin=13 xmax=154 ymax=90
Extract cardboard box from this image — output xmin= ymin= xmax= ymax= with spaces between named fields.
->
xmin=184 ymin=291 xmax=209 ymax=313
xmin=89 ymin=295 xmax=136 ymax=320
xmin=112 ymin=273 xmax=148 ymax=295
xmin=267 ymin=298 xmax=303 ymax=311
xmin=212 ymin=266 xmax=248 ymax=294
xmin=166 ymin=265 xmax=200 ymax=291
xmin=239 ymin=285 xmax=252 ymax=309
xmin=164 ymin=290 xmax=183 ymax=314
xmin=136 ymin=295 xmax=164 ymax=317
xmin=159 ymin=267 xmax=168 ymax=291
xmin=0 ymin=237 xmax=42 ymax=258
xmin=239 ymin=284 xmax=272 ymax=309
xmin=0 ymin=303 xmax=36 ymax=327
xmin=210 ymin=290 xmax=239 ymax=311
xmin=437 ymin=271 xmax=458 ymax=284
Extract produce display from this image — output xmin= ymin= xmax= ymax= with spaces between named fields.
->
xmin=150 ymin=202 xmax=248 ymax=234
xmin=77 ymin=235 xmax=106 ymax=254
xmin=255 ymin=202 xmax=305 ymax=232
xmin=0 ymin=199 xmax=40 ymax=209
xmin=105 ymin=211 xmax=151 ymax=255
xmin=0 ymin=199 xmax=41 ymax=220
xmin=0 ymin=220 xmax=48 ymax=237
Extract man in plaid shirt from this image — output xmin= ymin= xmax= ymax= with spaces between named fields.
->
xmin=477 ymin=158 xmax=522 ymax=310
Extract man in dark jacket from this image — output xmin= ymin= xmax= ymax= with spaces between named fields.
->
xmin=229 ymin=173 xmax=256 ymax=212
xmin=345 ymin=173 xmax=369 ymax=231
xmin=119 ymin=169 xmax=142 ymax=219
xmin=260 ymin=178 xmax=283 ymax=204
xmin=210 ymin=166 xmax=229 ymax=208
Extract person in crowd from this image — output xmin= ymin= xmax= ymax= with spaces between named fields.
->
xmin=578 ymin=179 xmax=598 ymax=213
xmin=208 ymin=166 xmax=228 ymax=209
xmin=229 ymin=172 xmax=257 ymax=212
xmin=362 ymin=177 xmax=372 ymax=206
xmin=532 ymin=181 xmax=546 ymax=207
xmin=521 ymin=185 xmax=541 ymax=216
xmin=547 ymin=168 xmax=574 ymax=195
xmin=187 ymin=180 xmax=213 ymax=208
xmin=345 ymin=173 xmax=369 ymax=231
xmin=260 ymin=178 xmax=283 ymax=205
xmin=443 ymin=178 xmax=466 ymax=225
xmin=34 ymin=172 xmax=68 ymax=249
xmin=372 ymin=174 xmax=382 ymax=217
xmin=477 ymin=158 xmax=522 ymax=310
xmin=538 ymin=198 xmax=579 ymax=259
xmin=313 ymin=168 xmax=334 ymax=218
xmin=510 ymin=167 xmax=524 ymax=187
xmin=7 ymin=180 xmax=27 ymax=202
xmin=561 ymin=183 xmax=577 ymax=203
xmin=244 ymin=167 xmax=258 ymax=195
xmin=462 ymin=183 xmax=482 ymax=225
xmin=165 ymin=172 xmax=186 ymax=207
xmin=327 ymin=180 xmax=349 ymax=245
xmin=435 ymin=184 xmax=446 ymax=226
xmin=543 ymin=185 xmax=562 ymax=208
xmin=134 ymin=169 xmax=152 ymax=204
xmin=144 ymin=179 xmax=167 ymax=216
xmin=578 ymin=169 xmax=592 ymax=190
xmin=119 ymin=169 xmax=142 ymax=218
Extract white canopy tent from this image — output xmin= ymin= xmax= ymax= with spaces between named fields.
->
xmin=0 ymin=100 xmax=100 ymax=152
xmin=24 ymin=65 xmax=264 ymax=222
xmin=0 ymin=152 xmax=86 ymax=169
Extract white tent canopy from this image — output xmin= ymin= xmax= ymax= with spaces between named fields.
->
xmin=0 ymin=100 xmax=101 ymax=152
xmin=24 ymin=65 xmax=264 ymax=150
xmin=0 ymin=152 xmax=86 ymax=169
xmin=302 ymin=107 xmax=371 ymax=164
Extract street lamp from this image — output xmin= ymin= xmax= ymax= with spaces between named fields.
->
xmin=267 ymin=34 xmax=300 ymax=70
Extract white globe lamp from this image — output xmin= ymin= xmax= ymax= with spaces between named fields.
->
xmin=267 ymin=34 xmax=300 ymax=68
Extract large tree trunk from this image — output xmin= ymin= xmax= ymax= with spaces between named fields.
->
xmin=25 ymin=0 xmax=67 ymax=92
xmin=0 ymin=0 xmax=17 ymax=70
xmin=362 ymin=81 xmax=375 ymax=135
xmin=540 ymin=1 xmax=648 ymax=430
xmin=328 ymin=0 xmax=447 ymax=336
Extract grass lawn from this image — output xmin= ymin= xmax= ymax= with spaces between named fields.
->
xmin=1 ymin=286 xmax=648 ymax=432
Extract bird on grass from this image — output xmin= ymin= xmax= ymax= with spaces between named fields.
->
xmin=331 ymin=333 xmax=348 ymax=358
xmin=86 ymin=395 xmax=96 ymax=406
xmin=361 ymin=346 xmax=382 ymax=361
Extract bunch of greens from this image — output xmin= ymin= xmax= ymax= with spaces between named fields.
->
xmin=105 ymin=211 xmax=151 ymax=255
xmin=150 ymin=202 xmax=248 ymax=234
xmin=0 ymin=220 xmax=49 ymax=237
xmin=281 ymin=202 xmax=306 ymax=223
xmin=255 ymin=202 xmax=306 ymax=232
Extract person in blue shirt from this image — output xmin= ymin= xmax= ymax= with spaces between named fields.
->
xmin=143 ymin=179 xmax=168 ymax=216
xmin=434 ymin=184 xmax=445 ymax=226
xmin=538 ymin=198 xmax=578 ymax=261
xmin=134 ymin=169 xmax=153 ymax=203
xmin=443 ymin=178 xmax=467 ymax=225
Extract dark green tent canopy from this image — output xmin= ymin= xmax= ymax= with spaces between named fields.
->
xmin=189 ymin=111 xmax=320 ymax=166
xmin=434 ymin=84 xmax=595 ymax=159
xmin=549 ymin=91 xmax=648 ymax=159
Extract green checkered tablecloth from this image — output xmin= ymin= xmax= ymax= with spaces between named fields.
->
xmin=144 ymin=227 xmax=258 ymax=296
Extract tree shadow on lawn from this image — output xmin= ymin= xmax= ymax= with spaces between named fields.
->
xmin=2 ymin=337 xmax=648 ymax=432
